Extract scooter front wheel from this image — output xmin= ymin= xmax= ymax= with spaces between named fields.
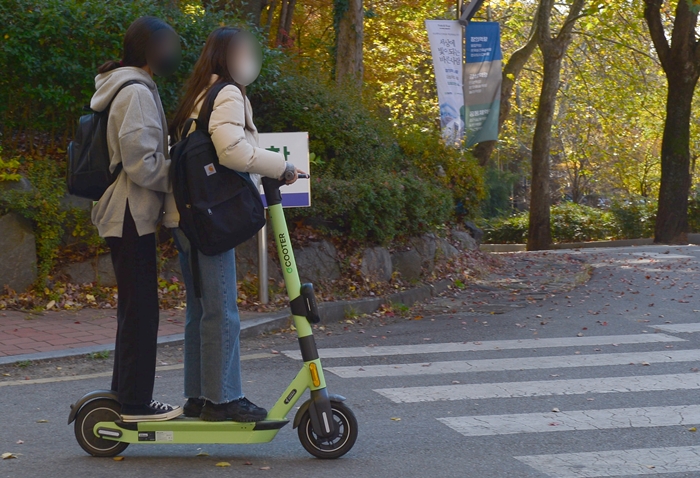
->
xmin=298 ymin=401 xmax=358 ymax=459
xmin=74 ymin=398 xmax=129 ymax=457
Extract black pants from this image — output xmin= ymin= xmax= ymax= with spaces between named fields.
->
xmin=106 ymin=203 xmax=160 ymax=406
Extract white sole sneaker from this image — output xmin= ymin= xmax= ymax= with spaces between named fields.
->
xmin=121 ymin=406 xmax=183 ymax=423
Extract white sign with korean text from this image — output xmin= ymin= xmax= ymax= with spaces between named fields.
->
xmin=257 ymin=132 xmax=311 ymax=208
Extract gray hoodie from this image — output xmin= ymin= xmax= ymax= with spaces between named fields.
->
xmin=89 ymin=67 xmax=177 ymax=238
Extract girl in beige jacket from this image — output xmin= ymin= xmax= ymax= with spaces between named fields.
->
xmin=169 ymin=27 xmax=302 ymax=422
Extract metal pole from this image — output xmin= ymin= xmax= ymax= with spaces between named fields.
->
xmin=257 ymin=220 xmax=269 ymax=304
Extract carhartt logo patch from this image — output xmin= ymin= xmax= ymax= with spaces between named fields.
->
xmin=204 ymin=163 xmax=216 ymax=176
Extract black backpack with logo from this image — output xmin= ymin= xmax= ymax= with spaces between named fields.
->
xmin=170 ymin=82 xmax=265 ymax=287
xmin=67 ymin=80 xmax=144 ymax=200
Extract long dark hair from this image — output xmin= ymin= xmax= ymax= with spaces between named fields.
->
xmin=169 ymin=27 xmax=245 ymax=143
xmin=98 ymin=16 xmax=174 ymax=74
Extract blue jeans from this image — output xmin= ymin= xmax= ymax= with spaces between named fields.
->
xmin=171 ymin=228 xmax=243 ymax=404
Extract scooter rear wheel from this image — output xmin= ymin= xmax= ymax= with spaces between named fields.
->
xmin=74 ymin=398 xmax=129 ymax=457
xmin=298 ymin=401 xmax=358 ymax=459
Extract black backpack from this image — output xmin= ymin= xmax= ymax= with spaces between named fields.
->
xmin=67 ymin=80 xmax=144 ymax=200
xmin=170 ymin=82 xmax=266 ymax=293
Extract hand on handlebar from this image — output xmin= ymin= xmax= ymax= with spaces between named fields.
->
xmin=281 ymin=164 xmax=308 ymax=185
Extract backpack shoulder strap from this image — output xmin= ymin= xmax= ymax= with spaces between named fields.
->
xmin=196 ymin=82 xmax=245 ymax=132
xmin=106 ymin=80 xmax=146 ymax=111
xmin=105 ymin=80 xmax=147 ymax=177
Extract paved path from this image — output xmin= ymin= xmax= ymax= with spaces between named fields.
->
xmin=0 ymin=309 xmax=185 ymax=358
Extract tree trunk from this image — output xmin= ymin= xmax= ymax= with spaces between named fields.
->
xmin=526 ymin=0 xmax=584 ymax=251
xmin=335 ymin=0 xmax=364 ymax=87
xmin=527 ymin=56 xmax=561 ymax=250
xmin=655 ymin=76 xmax=697 ymax=243
xmin=275 ymin=0 xmax=297 ymax=47
xmin=643 ymin=0 xmax=700 ymax=244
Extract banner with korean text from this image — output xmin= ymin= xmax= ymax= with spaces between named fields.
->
xmin=464 ymin=22 xmax=502 ymax=147
xmin=425 ymin=20 xmax=465 ymax=144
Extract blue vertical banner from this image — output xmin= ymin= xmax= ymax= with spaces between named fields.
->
xmin=464 ymin=22 xmax=502 ymax=147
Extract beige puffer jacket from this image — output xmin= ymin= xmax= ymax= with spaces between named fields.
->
xmin=163 ymin=75 xmax=287 ymax=225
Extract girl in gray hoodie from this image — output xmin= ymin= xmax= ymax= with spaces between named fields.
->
xmin=90 ymin=16 xmax=182 ymax=422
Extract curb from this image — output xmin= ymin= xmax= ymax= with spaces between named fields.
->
xmin=0 ymin=280 xmax=453 ymax=366
xmin=480 ymin=236 xmax=700 ymax=252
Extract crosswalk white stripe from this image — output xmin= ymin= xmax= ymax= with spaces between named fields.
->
xmin=282 ymin=334 xmax=684 ymax=360
xmin=326 ymin=348 xmax=700 ymax=378
xmin=437 ymin=404 xmax=700 ymax=437
xmin=653 ymin=323 xmax=700 ymax=333
xmin=374 ymin=372 xmax=700 ymax=403
xmin=515 ymin=446 xmax=700 ymax=477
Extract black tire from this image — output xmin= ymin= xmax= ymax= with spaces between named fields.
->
xmin=74 ymin=398 xmax=129 ymax=457
xmin=298 ymin=401 xmax=358 ymax=459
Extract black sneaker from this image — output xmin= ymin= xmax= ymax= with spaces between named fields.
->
xmin=183 ymin=397 xmax=205 ymax=418
xmin=200 ymin=397 xmax=268 ymax=422
xmin=121 ymin=399 xmax=183 ymax=423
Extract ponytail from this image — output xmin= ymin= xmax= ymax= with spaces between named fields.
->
xmin=98 ymin=60 xmax=121 ymax=74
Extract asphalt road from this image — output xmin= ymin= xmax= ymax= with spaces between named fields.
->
xmin=2 ymin=245 xmax=700 ymax=478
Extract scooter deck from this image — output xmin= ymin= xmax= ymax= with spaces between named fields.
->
xmin=94 ymin=418 xmax=290 ymax=445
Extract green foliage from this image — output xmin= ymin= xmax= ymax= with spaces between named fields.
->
xmin=482 ymin=213 xmax=529 ymax=244
xmin=0 ymin=158 xmax=66 ymax=283
xmin=250 ymin=70 xmax=405 ymax=179
xmin=290 ymin=172 xmax=453 ymax=244
xmin=483 ymin=203 xmax=618 ymax=244
xmin=252 ymin=69 xmax=484 ymax=233
xmin=0 ymin=147 xmax=21 ymax=182
xmin=688 ymin=190 xmax=700 ymax=233
xmin=610 ymin=197 xmax=657 ymax=239
xmin=0 ymin=0 xmax=274 ymax=143
xmin=398 ymin=130 xmax=486 ymax=218
xmin=88 ymin=350 xmax=110 ymax=360
xmin=550 ymin=202 xmax=616 ymax=243
xmin=481 ymin=166 xmax=518 ymax=218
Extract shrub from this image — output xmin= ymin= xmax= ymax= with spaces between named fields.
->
xmin=610 ymin=197 xmax=656 ymax=239
xmin=550 ymin=202 xmax=616 ymax=242
xmin=289 ymin=172 xmax=453 ymax=244
xmin=398 ymin=130 xmax=486 ymax=219
xmin=481 ymin=166 xmax=518 ymax=218
xmin=482 ymin=202 xmax=616 ymax=244
xmin=482 ymin=214 xmax=529 ymax=244
xmin=250 ymin=70 xmax=405 ymax=179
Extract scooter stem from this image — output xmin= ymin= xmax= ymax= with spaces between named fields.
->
xmin=261 ymin=177 xmax=337 ymax=438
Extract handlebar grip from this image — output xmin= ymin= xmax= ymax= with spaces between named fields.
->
xmin=283 ymin=171 xmax=310 ymax=181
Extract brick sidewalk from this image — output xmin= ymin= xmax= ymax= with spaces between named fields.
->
xmin=0 ymin=308 xmax=187 ymax=358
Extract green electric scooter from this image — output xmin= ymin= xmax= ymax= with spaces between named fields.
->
xmin=67 ymin=175 xmax=358 ymax=459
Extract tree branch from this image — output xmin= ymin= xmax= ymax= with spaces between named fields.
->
xmin=642 ymin=0 xmax=671 ymax=72
xmin=503 ymin=9 xmax=539 ymax=89
xmin=556 ymin=0 xmax=587 ymax=42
